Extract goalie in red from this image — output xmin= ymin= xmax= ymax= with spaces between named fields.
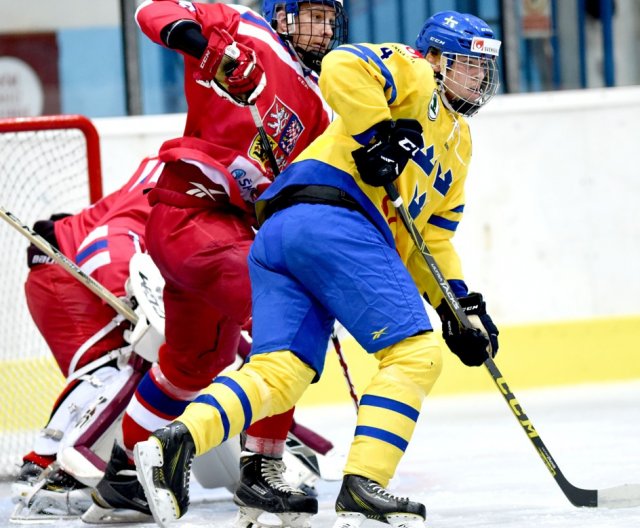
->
xmin=11 ymin=154 xmax=336 ymax=523
xmin=10 ymin=156 xmax=165 ymax=521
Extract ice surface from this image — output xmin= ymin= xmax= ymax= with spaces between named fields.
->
xmin=2 ymin=380 xmax=640 ymax=527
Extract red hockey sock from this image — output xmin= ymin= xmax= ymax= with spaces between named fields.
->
xmin=244 ymin=408 xmax=295 ymax=457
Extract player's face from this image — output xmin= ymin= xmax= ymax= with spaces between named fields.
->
xmin=291 ymin=3 xmax=335 ymax=54
xmin=445 ymin=55 xmax=487 ymax=102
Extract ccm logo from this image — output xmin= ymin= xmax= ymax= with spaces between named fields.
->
xmin=399 ymin=138 xmax=420 ymax=156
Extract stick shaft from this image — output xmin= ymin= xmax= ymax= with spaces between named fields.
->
xmin=0 ymin=206 xmax=137 ymax=324
xmin=249 ymin=105 xmax=280 ymax=177
xmin=383 ymin=182 xmax=600 ymax=507
xmin=331 ymin=332 xmax=359 ymax=411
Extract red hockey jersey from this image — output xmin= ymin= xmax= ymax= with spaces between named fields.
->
xmin=135 ymin=1 xmax=334 ymax=211
xmin=54 ymin=157 xmax=164 ymax=275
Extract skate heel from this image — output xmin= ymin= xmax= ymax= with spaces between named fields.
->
xmin=134 ymin=438 xmax=180 ymax=526
xmin=333 ymin=512 xmax=366 ymax=528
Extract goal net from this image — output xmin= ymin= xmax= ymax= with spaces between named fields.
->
xmin=0 ymin=115 xmax=103 ymax=478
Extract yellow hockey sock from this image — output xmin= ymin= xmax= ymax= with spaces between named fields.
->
xmin=178 ymin=351 xmax=315 ymax=455
xmin=344 ymin=333 xmax=442 ymax=486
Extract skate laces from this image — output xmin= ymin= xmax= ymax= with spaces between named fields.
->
xmin=367 ymin=481 xmax=409 ymax=504
xmin=183 ymin=451 xmax=194 ymax=498
xmin=261 ymin=458 xmax=303 ymax=495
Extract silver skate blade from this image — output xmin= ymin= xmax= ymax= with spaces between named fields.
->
xmin=81 ymin=503 xmax=152 ymax=524
xmin=235 ymin=508 xmax=313 ymax=528
xmin=332 ymin=512 xmax=366 ymax=528
xmin=598 ymin=483 xmax=640 ymax=508
xmin=385 ymin=513 xmax=426 ymax=528
xmin=134 ymin=439 xmax=180 ymax=528
xmin=10 ymin=501 xmax=79 ymax=524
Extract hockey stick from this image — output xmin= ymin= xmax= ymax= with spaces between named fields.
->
xmin=0 ymin=206 xmax=138 ymax=324
xmin=249 ymin=105 xmax=281 ymax=178
xmin=249 ymin=104 xmax=360 ymax=410
xmin=383 ymin=182 xmax=640 ymax=508
xmin=330 ymin=327 xmax=360 ymax=411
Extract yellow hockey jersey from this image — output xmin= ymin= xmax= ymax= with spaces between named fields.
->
xmin=257 ymin=42 xmax=473 ymax=308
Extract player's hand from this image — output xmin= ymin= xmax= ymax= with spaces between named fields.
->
xmin=352 ymin=119 xmax=424 ymax=187
xmin=195 ymin=27 xmax=266 ymax=106
xmin=435 ymin=292 xmax=499 ymax=367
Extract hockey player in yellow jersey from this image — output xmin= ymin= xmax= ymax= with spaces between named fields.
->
xmin=134 ymin=10 xmax=501 ymax=528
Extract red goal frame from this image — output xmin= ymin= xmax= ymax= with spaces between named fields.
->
xmin=0 ymin=114 xmax=103 ymax=203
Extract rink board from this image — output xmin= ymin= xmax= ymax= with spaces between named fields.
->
xmin=299 ymin=315 xmax=640 ymax=407
xmin=1 ymin=315 xmax=639 ymax=436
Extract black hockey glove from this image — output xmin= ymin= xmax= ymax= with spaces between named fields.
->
xmin=352 ymin=119 xmax=424 ymax=187
xmin=435 ymin=292 xmax=499 ymax=367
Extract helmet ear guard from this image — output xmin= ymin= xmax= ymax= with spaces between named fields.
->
xmin=415 ymin=11 xmax=501 ymax=117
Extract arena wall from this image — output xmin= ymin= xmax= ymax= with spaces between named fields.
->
xmin=92 ymin=86 xmax=640 ymax=405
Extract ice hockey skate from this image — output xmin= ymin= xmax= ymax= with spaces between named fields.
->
xmin=333 ymin=474 xmax=426 ymax=528
xmin=134 ymin=421 xmax=196 ymax=527
xmin=233 ymin=451 xmax=318 ymax=528
xmin=81 ymin=442 xmax=152 ymax=524
xmin=11 ymin=461 xmax=92 ymax=521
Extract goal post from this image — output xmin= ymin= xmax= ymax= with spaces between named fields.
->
xmin=0 ymin=115 xmax=103 ymax=478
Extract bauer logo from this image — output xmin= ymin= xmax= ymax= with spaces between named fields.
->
xmin=471 ymin=37 xmax=501 ymax=56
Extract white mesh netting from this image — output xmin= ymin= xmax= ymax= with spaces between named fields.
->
xmin=0 ymin=116 xmax=101 ymax=478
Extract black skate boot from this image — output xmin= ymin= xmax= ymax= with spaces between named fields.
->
xmin=333 ymin=474 xmax=426 ymax=528
xmin=17 ymin=460 xmax=45 ymax=483
xmin=134 ymin=421 xmax=196 ymax=527
xmin=11 ymin=460 xmax=46 ymax=503
xmin=11 ymin=452 xmax=52 ymax=502
xmin=11 ymin=462 xmax=91 ymax=521
xmin=233 ymin=451 xmax=318 ymax=528
xmin=81 ymin=442 xmax=152 ymax=524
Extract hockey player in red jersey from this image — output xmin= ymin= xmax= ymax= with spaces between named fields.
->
xmin=85 ymin=1 xmax=348 ymax=526
xmin=133 ymin=9 xmax=501 ymax=528
xmin=11 ymin=156 xmax=164 ymax=521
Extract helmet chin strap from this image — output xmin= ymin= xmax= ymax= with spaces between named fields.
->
xmin=294 ymin=46 xmax=323 ymax=73
xmin=434 ymin=70 xmax=481 ymax=118
xmin=433 ymin=71 xmax=457 ymax=114
xmin=432 ymin=73 xmax=466 ymax=165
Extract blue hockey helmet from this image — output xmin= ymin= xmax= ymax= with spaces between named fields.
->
xmin=262 ymin=0 xmax=348 ymax=73
xmin=415 ymin=11 xmax=501 ymax=116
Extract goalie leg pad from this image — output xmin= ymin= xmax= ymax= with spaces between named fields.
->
xmin=191 ymin=436 xmax=241 ymax=492
xmin=57 ymin=362 xmax=146 ymax=487
xmin=32 ymin=364 xmax=122 ymax=457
